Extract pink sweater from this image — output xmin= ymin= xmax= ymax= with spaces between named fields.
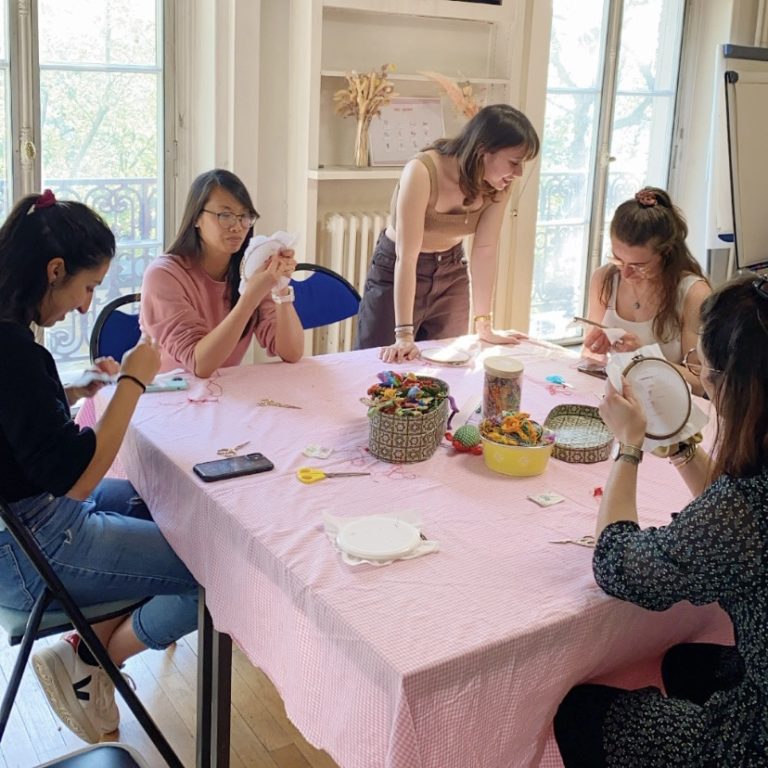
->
xmin=140 ymin=254 xmax=278 ymax=373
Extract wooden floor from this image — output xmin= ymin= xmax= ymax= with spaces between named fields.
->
xmin=0 ymin=632 xmax=340 ymax=768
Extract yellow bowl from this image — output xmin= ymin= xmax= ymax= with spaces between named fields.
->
xmin=481 ymin=436 xmax=554 ymax=477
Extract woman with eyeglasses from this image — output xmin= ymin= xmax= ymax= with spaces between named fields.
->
xmin=141 ymin=169 xmax=304 ymax=377
xmin=582 ymin=187 xmax=711 ymax=393
xmin=355 ymin=104 xmax=540 ymax=363
xmin=555 ymin=274 xmax=768 ymax=767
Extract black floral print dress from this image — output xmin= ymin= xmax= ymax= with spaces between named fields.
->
xmin=593 ymin=469 xmax=768 ymax=767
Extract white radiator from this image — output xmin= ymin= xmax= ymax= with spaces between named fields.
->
xmin=315 ymin=211 xmax=391 ymax=354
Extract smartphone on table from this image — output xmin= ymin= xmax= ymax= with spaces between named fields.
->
xmin=576 ymin=361 xmax=608 ymax=380
xmin=193 ymin=452 xmax=274 ymax=482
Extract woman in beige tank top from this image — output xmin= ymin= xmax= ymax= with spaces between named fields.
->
xmin=355 ymin=104 xmax=540 ymax=363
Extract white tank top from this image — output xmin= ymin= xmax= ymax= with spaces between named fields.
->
xmin=601 ymin=273 xmax=703 ymax=364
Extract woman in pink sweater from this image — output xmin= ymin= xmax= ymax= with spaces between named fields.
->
xmin=141 ymin=169 xmax=304 ymax=376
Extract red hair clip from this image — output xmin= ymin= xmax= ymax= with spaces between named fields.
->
xmin=634 ymin=189 xmax=657 ymax=208
xmin=27 ymin=188 xmax=57 ymax=215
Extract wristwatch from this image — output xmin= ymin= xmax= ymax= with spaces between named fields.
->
xmin=611 ymin=442 xmax=643 ymax=465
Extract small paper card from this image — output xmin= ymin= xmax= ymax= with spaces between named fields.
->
xmin=527 ymin=492 xmax=565 ymax=508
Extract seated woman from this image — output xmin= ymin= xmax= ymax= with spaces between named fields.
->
xmin=141 ymin=169 xmax=304 ymax=377
xmin=0 ymin=191 xmax=199 ymax=744
xmin=556 ymin=274 xmax=768 ymax=767
xmin=582 ymin=187 xmax=710 ymax=393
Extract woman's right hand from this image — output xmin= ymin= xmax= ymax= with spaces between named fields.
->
xmin=379 ymin=339 xmax=420 ymax=363
xmin=120 ymin=336 xmax=161 ymax=386
xmin=584 ymin=327 xmax=612 ymax=356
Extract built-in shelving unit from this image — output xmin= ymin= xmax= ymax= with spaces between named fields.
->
xmin=287 ymin=0 xmax=521 ymax=303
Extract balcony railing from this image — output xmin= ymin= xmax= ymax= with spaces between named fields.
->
xmin=40 ymin=177 xmax=162 ymax=368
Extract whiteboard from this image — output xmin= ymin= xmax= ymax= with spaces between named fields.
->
xmin=723 ymin=48 xmax=768 ymax=270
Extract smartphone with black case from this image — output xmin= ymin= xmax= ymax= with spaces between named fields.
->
xmin=193 ymin=452 xmax=274 ymax=482
xmin=577 ymin=361 xmax=608 ymax=379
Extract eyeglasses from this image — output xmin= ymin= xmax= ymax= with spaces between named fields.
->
xmin=682 ymin=347 xmax=721 ymax=377
xmin=606 ymin=255 xmax=653 ymax=277
xmin=202 ymin=209 xmax=258 ymax=230
xmin=753 ymin=277 xmax=768 ymax=300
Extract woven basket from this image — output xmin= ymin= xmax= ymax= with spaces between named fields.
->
xmin=367 ymin=378 xmax=453 ymax=463
xmin=544 ymin=404 xmax=613 ymax=463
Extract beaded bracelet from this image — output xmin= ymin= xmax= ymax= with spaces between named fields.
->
xmin=117 ymin=373 xmax=147 ymax=394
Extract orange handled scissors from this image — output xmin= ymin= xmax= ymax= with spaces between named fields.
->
xmin=296 ymin=467 xmax=370 ymax=484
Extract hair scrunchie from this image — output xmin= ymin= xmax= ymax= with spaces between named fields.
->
xmin=27 ymin=188 xmax=57 ymax=215
xmin=635 ymin=189 xmax=657 ymax=208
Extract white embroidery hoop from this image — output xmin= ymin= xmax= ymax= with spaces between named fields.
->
xmin=622 ymin=355 xmax=691 ymax=440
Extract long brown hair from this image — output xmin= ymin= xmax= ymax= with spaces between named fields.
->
xmin=700 ymin=275 xmax=768 ymax=478
xmin=167 ymin=169 xmax=259 ymax=308
xmin=426 ymin=104 xmax=539 ymax=206
xmin=601 ymin=187 xmax=707 ymax=342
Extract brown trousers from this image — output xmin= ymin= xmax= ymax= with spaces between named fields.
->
xmin=355 ymin=232 xmax=469 ymax=349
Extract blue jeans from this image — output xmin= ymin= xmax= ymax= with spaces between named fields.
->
xmin=0 ymin=479 xmax=198 ymax=650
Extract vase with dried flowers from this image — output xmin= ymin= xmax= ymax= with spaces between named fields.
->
xmin=419 ymin=71 xmax=482 ymax=119
xmin=333 ymin=64 xmax=397 ymax=167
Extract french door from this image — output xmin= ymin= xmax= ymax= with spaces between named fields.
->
xmin=530 ymin=0 xmax=686 ymax=341
xmin=3 ymin=0 xmax=169 ymax=374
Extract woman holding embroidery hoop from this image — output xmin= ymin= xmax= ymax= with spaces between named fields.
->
xmin=556 ymin=274 xmax=768 ymax=767
xmin=355 ymin=104 xmax=540 ymax=364
xmin=581 ymin=187 xmax=711 ymax=394
xmin=141 ymin=169 xmax=304 ymax=377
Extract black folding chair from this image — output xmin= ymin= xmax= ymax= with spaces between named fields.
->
xmin=0 ymin=495 xmax=182 ymax=768
xmin=36 ymin=743 xmax=149 ymax=767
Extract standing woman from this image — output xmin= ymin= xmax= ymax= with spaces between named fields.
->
xmin=141 ymin=169 xmax=304 ymax=377
xmin=355 ymin=104 xmax=540 ymax=363
xmin=582 ymin=187 xmax=711 ymax=393
xmin=0 ymin=192 xmax=199 ymax=743
xmin=556 ymin=275 xmax=768 ymax=767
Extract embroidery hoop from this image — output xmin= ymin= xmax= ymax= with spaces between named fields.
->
xmin=622 ymin=355 xmax=691 ymax=440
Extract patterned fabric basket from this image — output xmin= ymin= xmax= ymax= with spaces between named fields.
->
xmin=543 ymin=404 xmax=613 ymax=463
xmin=367 ymin=377 xmax=456 ymax=464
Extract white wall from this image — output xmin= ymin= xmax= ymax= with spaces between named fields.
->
xmin=176 ymin=0 xmax=765 ymax=333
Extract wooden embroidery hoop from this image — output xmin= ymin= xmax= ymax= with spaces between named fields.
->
xmin=622 ymin=355 xmax=692 ymax=440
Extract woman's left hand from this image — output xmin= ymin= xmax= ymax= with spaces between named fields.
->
xmin=478 ymin=325 xmax=528 ymax=345
xmin=598 ymin=378 xmax=647 ymax=446
xmin=66 ymin=357 xmax=120 ymax=402
xmin=611 ymin=331 xmax=642 ymax=353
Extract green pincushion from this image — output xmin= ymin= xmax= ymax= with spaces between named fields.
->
xmin=453 ymin=424 xmax=482 ymax=448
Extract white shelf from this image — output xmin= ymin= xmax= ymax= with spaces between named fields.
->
xmin=321 ymin=69 xmax=510 ymax=86
xmin=322 ymin=0 xmax=505 ymax=24
xmin=309 ymin=166 xmax=403 ymax=180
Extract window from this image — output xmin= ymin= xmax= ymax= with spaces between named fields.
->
xmin=4 ymin=0 xmax=167 ymax=375
xmin=530 ymin=0 xmax=685 ymax=341
xmin=0 ymin=0 xmax=10 ymax=219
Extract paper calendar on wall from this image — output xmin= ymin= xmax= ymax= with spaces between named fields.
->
xmin=368 ymin=97 xmax=446 ymax=167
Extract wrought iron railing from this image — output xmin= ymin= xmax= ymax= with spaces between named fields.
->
xmin=38 ymin=178 xmax=162 ymax=369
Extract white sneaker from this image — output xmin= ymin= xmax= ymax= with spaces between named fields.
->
xmin=32 ymin=634 xmax=119 ymax=743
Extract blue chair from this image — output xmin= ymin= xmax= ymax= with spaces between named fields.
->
xmin=0 ymin=495 xmax=182 ymax=767
xmin=90 ymin=293 xmax=141 ymax=363
xmin=290 ymin=263 xmax=361 ymax=330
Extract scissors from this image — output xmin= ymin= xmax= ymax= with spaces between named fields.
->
xmin=296 ymin=467 xmax=370 ymax=484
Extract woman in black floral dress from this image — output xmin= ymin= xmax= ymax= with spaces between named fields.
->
xmin=554 ymin=275 xmax=768 ymax=767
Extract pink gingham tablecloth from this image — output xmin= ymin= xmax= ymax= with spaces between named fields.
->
xmin=97 ymin=340 xmax=731 ymax=768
